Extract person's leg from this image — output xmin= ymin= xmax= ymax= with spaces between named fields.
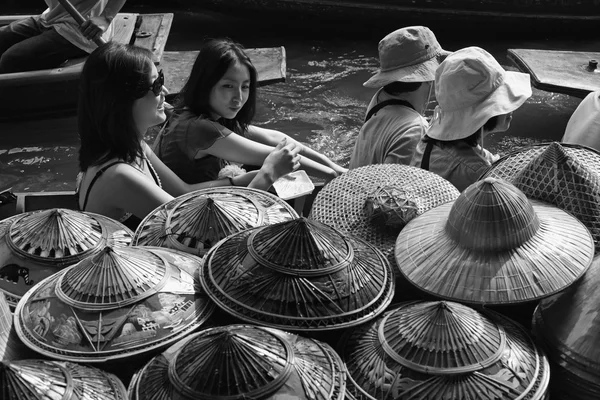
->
xmin=0 ymin=17 xmax=43 ymax=59
xmin=0 ymin=24 xmax=87 ymax=73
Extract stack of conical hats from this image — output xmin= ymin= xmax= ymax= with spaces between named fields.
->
xmin=338 ymin=301 xmax=550 ymax=400
xmin=134 ymin=187 xmax=298 ymax=256
xmin=0 ymin=291 xmax=32 ymax=361
xmin=395 ymin=177 xmax=594 ymax=304
xmin=310 ymin=164 xmax=459 ymax=267
xmin=532 ymin=254 xmax=600 ymax=399
xmin=0 ymin=358 xmax=128 ymax=399
xmin=14 ymin=245 xmax=213 ymax=362
xmin=0 ymin=208 xmax=133 ymax=307
xmin=128 ymin=324 xmax=346 ymax=400
xmin=482 ymin=142 xmax=600 ymax=252
xmin=201 ymin=217 xmax=395 ymax=331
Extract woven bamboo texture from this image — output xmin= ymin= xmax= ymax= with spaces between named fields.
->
xmin=309 ymin=164 xmax=459 ymax=268
xmin=129 ymin=324 xmax=346 ymax=400
xmin=395 ymin=178 xmax=594 ymax=304
xmin=14 ymin=245 xmax=214 ymax=362
xmin=481 ymin=142 xmax=600 ymax=253
xmin=201 ymin=217 xmax=394 ymax=331
xmin=337 ymin=301 xmax=550 ymax=400
xmin=0 ymin=292 xmax=29 ymax=361
xmin=0 ymin=359 xmax=128 ymax=400
xmin=531 ymin=253 xmax=600 ymax=399
xmin=134 ymin=187 xmax=298 ymax=256
xmin=0 ymin=209 xmax=133 ymax=308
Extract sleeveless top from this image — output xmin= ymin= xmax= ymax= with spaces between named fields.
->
xmin=78 ymin=156 xmax=161 ymax=231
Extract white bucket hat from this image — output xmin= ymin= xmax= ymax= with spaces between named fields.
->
xmin=363 ymin=26 xmax=450 ymax=88
xmin=427 ymin=46 xmax=532 ymax=141
xmin=562 ymin=90 xmax=600 ymax=151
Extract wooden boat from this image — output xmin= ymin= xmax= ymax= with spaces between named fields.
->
xmin=508 ymin=48 xmax=600 ymax=98
xmin=0 ymin=13 xmax=287 ymax=121
xmin=192 ymin=0 xmax=600 ymax=26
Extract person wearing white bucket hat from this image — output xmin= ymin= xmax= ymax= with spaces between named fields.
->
xmin=561 ymin=90 xmax=600 ymax=152
xmin=349 ymin=26 xmax=450 ymax=169
xmin=410 ymin=46 xmax=532 ymax=192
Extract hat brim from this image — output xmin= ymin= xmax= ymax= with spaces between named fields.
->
xmin=427 ymin=70 xmax=532 ymax=141
xmin=395 ymin=199 xmax=594 ymax=305
xmin=363 ymin=51 xmax=451 ymax=88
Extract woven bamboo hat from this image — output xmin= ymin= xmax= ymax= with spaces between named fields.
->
xmin=134 ymin=187 xmax=298 ymax=256
xmin=128 ymin=324 xmax=346 ymax=400
xmin=481 ymin=142 xmax=600 ymax=253
xmin=339 ymin=301 xmax=550 ymax=400
xmin=395 ymin=177 xmax=594 ymax=305
xmin=0 ymin=208 xmax=132 ymax=308
xmin=14 ymin=245 xmax=214 ymax=362
xmin=0 ymin=358 xmax=128 ymax=399
xmin=532 ymin=254 xmax=600 ymax=399
xmin=201 ymin=217 xmax=395 ymax=331
xmin=309 ymin=164 xmax=460 ymax=268
xmin=1 ymin=291 xmax=32 ymax=361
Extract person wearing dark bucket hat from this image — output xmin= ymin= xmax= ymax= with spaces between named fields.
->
xmin=349 ymin=26 xmax=450 ymax=169
xmin=410 ymin=46 xmax=532 ymax=192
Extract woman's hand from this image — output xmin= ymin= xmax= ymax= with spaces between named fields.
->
xmin=261 ymin=139 xmax=302 ymax=183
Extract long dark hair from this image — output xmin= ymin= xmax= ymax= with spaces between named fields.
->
xmin=78 ymin=42 xmax=154 ymax=171
xmin=177 ymin=38 xmax=258 ymax=133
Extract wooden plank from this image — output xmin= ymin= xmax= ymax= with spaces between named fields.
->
xmin=132 ymin=13 xmax=173 ymax=64
xmin=508 ymin=49 xmax=600 ymax=98
xmin=161 ymin=46 xmax=286 ymax=94
xmin=110 ymin=13 xmax=138 ymax=45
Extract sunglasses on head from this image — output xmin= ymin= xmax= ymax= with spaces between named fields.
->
xmin=149 ymin=69 xmax=164 ymax=96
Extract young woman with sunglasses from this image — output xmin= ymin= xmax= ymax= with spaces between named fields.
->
xmin=77 ymin=42 xmax=301 ymax=230
xmin=153 ymin=38 xmax=347 ymax=186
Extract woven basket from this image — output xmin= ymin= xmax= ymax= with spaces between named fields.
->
xmin=0 ymin=359 xmax=128 ymax=399
xmin=0 ymin=208 xmax=133 ymax=308
xmin=531 ymin=253 xmax=600 ymax=399
xmin=338 ymin=301 xmax=550 ymax=400
xmin=129 ymin=324 xmax=346 ymax=400
xmin=201 ymin=217 xmax=395 ymax=331
xmin=14 ymin=245 xmax=214 ymax=362
xmin=309 ymin=164 xmax=459 ymax=268
xmin=395 ymin=178 xmax=594 ymax=304
xmin=134 ymin=187 xmax=298 ymax=256
xmin=481 ymin=142 xmax=600 ymax=253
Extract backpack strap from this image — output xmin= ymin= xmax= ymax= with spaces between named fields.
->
xmin=364 ymin=99 xmax=416 ymax=123
xmin=420 ymin=141 xmax=435 ymax=171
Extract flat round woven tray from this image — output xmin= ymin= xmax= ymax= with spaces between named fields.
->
xmin=129 ymin=324 xmax=346 ymax=400
xmin=531 ymin=254 xmax=600 ymax=398
xmin=481 ymin=142 xmax=600 ymax=253
xmin=309 ymin=164 xmax=459 ymax=267
xmin=395 ymin=178 xmax=594 ymax=304
xmin=0 ymin=358 xmax=128 ymax=399
xmin=14 ymin=245 xmax=213 ymax=362
xmin=201 ymin=217 xmax=395 ymax=331
xmin=134 ymin=187 xmax=298 ymax=256
xmin=338 ymin=301 xmax=550 ymax=400
xmin=0 ymin=209 xmax=133 ymax=307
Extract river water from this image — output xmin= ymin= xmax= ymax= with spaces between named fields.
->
xmin=0 ymin=5 xmax=595 ymax=192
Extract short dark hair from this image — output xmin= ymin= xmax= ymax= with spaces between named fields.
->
xmin=78 ymin=42 xmax=154 ymax=171
xmin=177 ymin=38 xmax=258 ymax=133
xmin=383 ymin=81 xmax=422 ymax=95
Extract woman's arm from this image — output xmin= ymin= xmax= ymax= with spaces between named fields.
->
xmin=246 ymin=125 xmax=348 ymax=176
xmin=205 ymin=132 xmax=339 ymax=181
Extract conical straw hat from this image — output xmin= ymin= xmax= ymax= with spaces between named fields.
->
xmin=0 ymin=291 xmax=32 ymax=361
xmin=395 ymin=178 xmax=594 ymax=304
xmin=0 ymin=359 xmax=128 ymax=399
xmin=482 ymin=142 xmax=600 ymax=252
xmin=202 ymin=217 xmax=395 ymax=331
xmin=129 ymin=324 xmax=346 ymax=400
xmin=0 ymin=209 xmax=132 ymax=307
xmin=338 ymin=301 xmax=550 ymax=400
xmin=134 ymin=187 xmax=298 ymax=256
xmin=14 ymin=245 xmax=213 ymax=362
xmin=310 ymin=164 xmax=459 ymax=267
xmin=532 ymin=254 xmax=600 ymax=398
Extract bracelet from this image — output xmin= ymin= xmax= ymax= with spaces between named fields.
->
xmin=228 ymin=177 xmax=235 ymax=186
